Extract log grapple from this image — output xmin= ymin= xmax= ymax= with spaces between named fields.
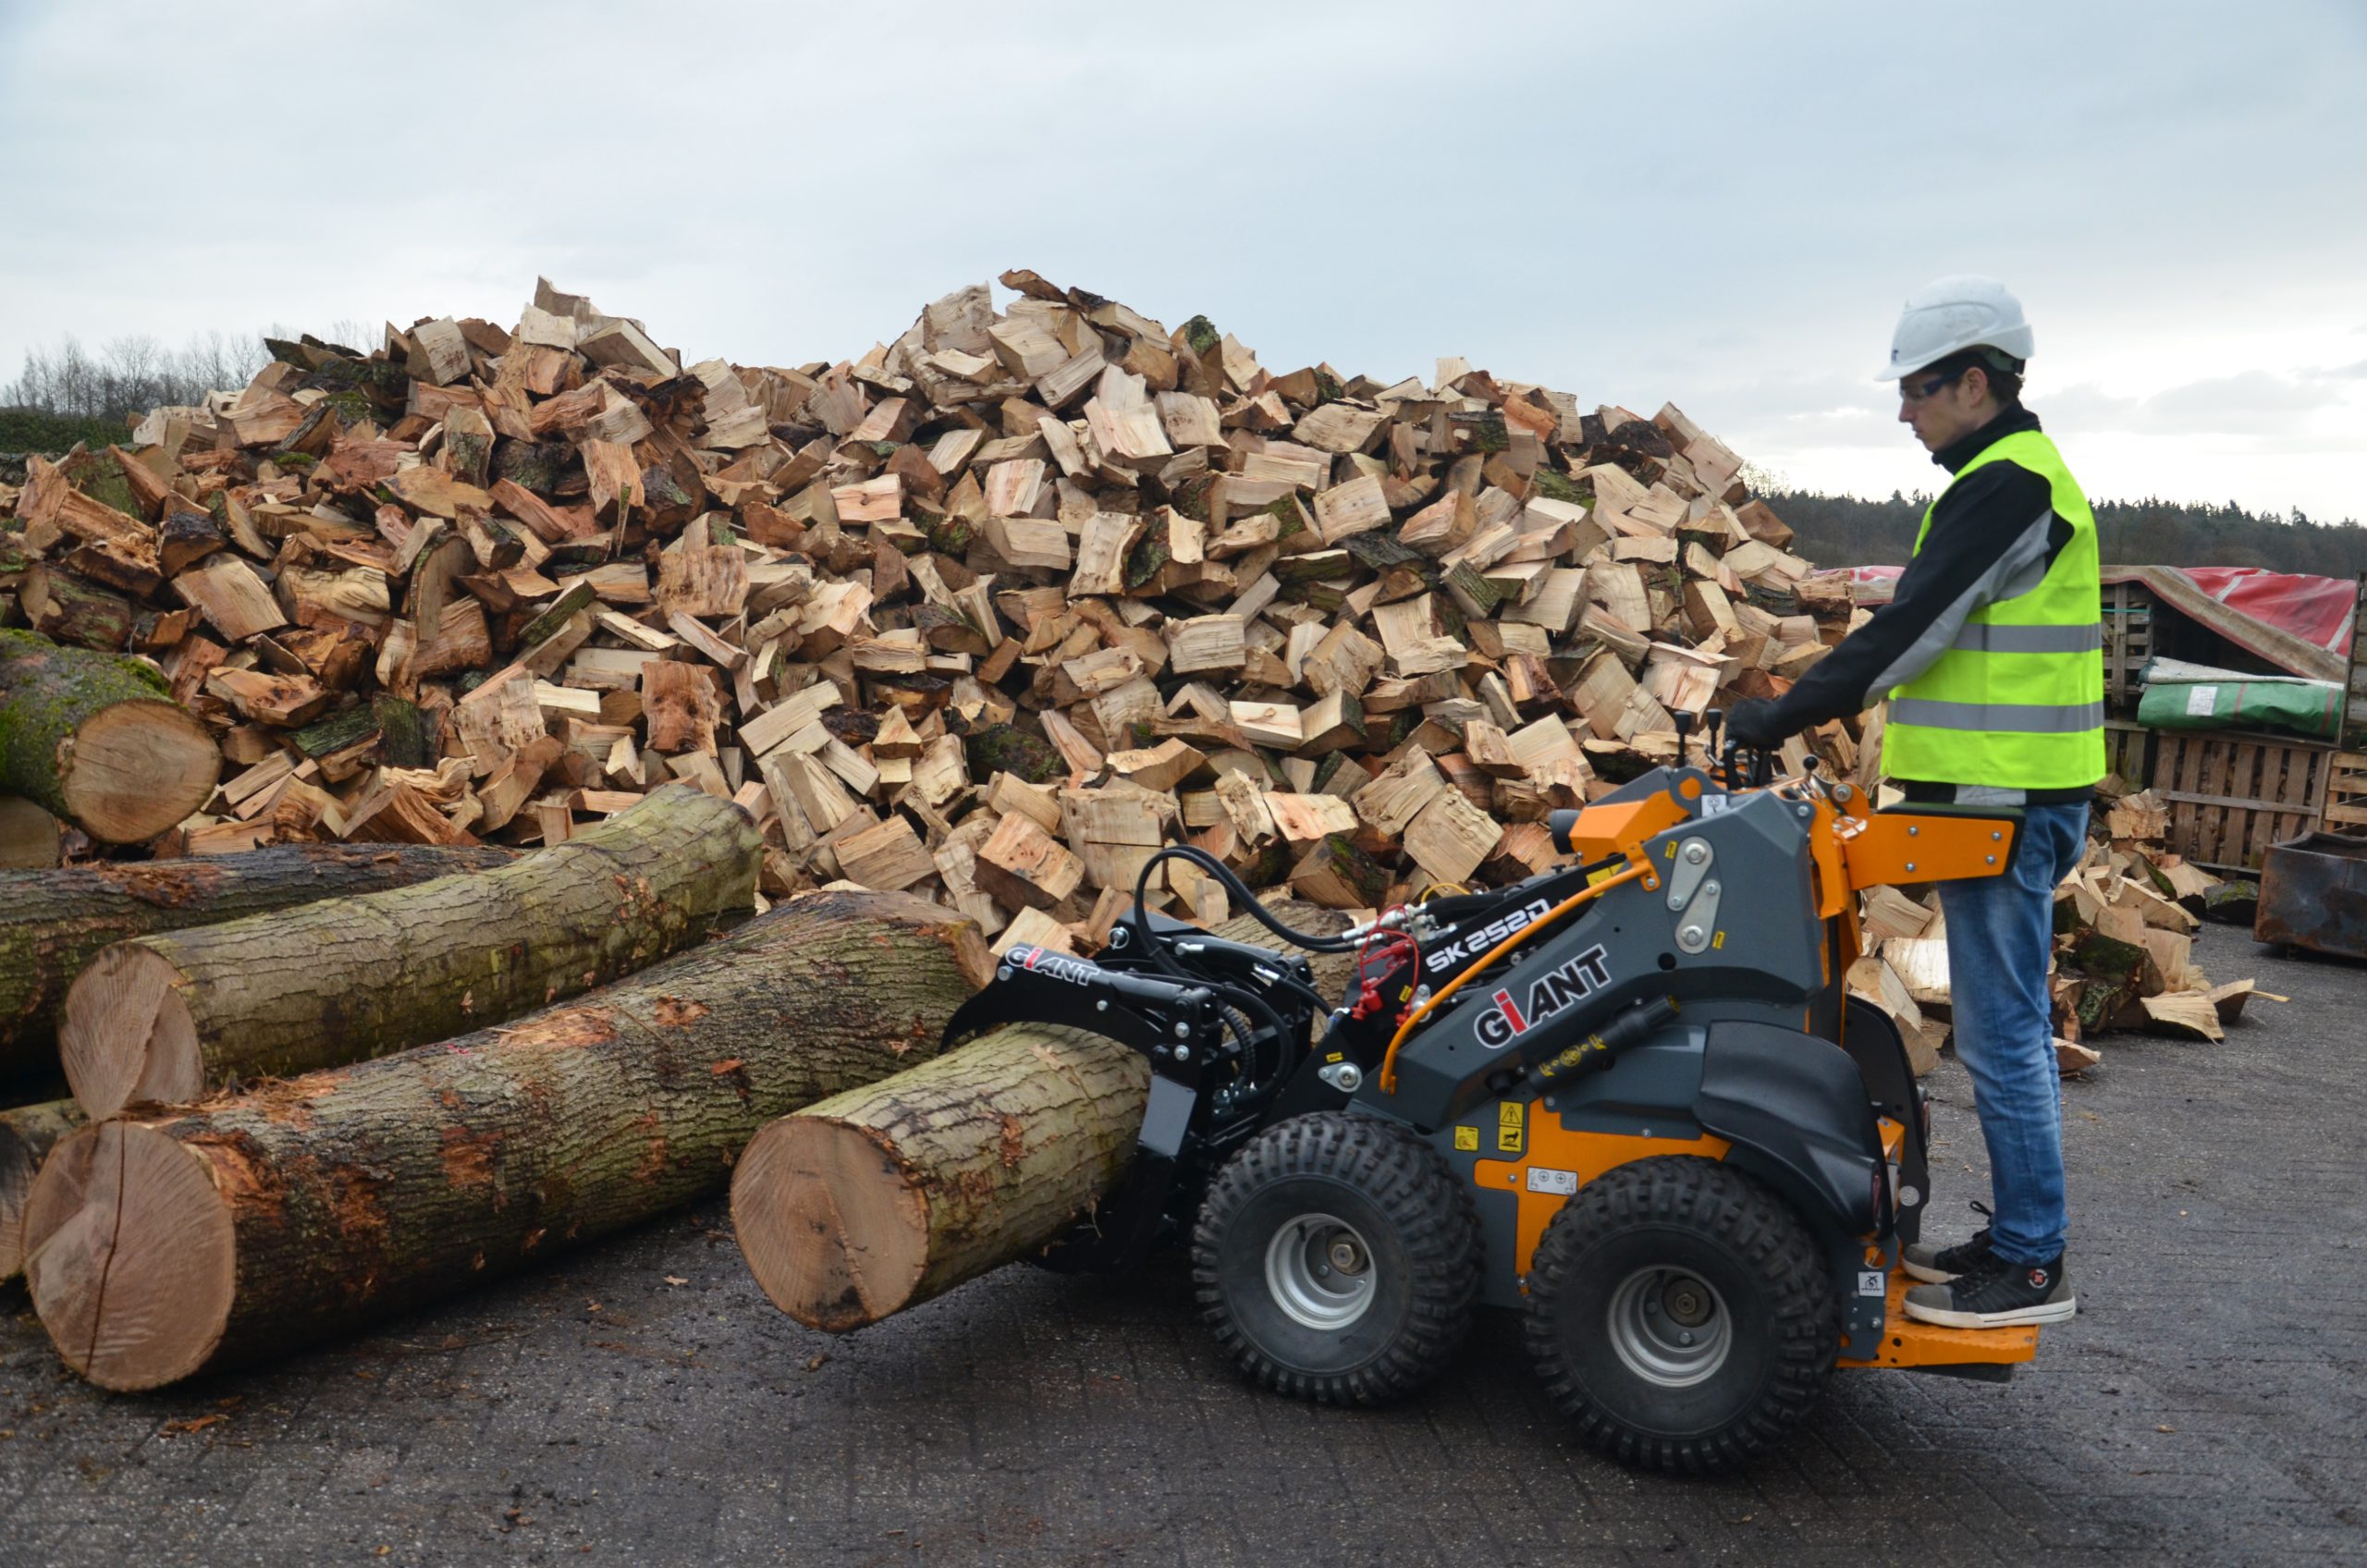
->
xmin=939 ymin=724 xmax=2045 ymax=1473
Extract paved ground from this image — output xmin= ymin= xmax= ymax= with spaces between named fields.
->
xmin=3 ymin=922 xmax=2362 ymax=1567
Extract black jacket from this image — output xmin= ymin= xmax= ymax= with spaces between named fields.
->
xmin=1759 ymin=408 xmax=2091 ymax=805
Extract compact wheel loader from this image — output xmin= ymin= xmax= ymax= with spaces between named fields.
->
xmin=938 ymin=718 xmax=2042 ymax=1475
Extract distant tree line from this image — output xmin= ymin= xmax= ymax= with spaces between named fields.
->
xmin=0 ymin=407 xmax=129 ymax=454
xmin=2 ymin=324 xmax=378 ymax=441
xmin=2 ymin=332 xmax=277 ymax=425
xmin=1762 ymin=487 xmax=2367 ymax=579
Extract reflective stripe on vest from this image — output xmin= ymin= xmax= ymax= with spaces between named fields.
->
xmin=1948 ymin=622 xmax=2103 ymax=655
xmin=1880 ymin=427 xmax=2106 ymax=791
xmin=1888 ymin=697 xmax=2107 ymax=734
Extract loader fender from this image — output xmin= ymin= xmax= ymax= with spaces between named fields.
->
xmin=1692 ymin=1020 xmax=1885 ymax=1241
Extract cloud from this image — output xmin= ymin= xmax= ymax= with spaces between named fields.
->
xmin=2140 ymin=371 xmax=2335 ymax=431
xmin=2 ymin=0 xmax=2362 ymax=522
xmin=2043 ymin=383 xmax=2142 ymax=427
xmin=2040 ymin=371 xmax=2361 ymax=438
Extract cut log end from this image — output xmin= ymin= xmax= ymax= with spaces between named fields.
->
xmin=22 ymin=1121 xmax=234 ymax=1390
xmin=61 ymin=944 xmax=202 ymax=1118
xmin=61 ymin=700 xmax=218 ymax=843
xmin=0 ymin=795 xmax=64 ymax=868
xmin=0 ymin=1099 xmax=87 ymax=1280
xmin=730 ymin=1117 xmax=928 ymax=1331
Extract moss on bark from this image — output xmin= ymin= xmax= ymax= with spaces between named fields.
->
xmin=0 ymin=842 xmax=515 ymax=1084
xmin=0 ymin=629 xmax=210 ymax=839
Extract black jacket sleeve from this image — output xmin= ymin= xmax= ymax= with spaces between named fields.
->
xmin=1765 ymin=460 xmax=2068 ymax=730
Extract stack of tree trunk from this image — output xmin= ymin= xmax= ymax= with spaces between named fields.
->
xmin=15 ymin=888 xmax=987 ymax=1388
xmin=1840 ymin=786 xmax=2270 ymax=1078
xmin=0 ymin=786 xmax=759 ymax=1287
xmin=0 ymin=272 xmax=1858 ymax=957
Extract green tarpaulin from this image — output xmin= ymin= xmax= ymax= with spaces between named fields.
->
xmin=2138 ymin=678 xmax=2344 ymax=740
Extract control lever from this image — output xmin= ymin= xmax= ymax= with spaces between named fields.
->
xmin=1672 ymin=708 xmax=1695 ymax=766
xmin=1798 ymin=752 xmax=1827 ymax=799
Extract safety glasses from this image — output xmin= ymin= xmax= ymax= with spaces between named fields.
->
xmin=1899 ymin=365 xmax=1970 ymax=403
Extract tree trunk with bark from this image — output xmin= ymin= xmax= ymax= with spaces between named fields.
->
xmin=0 ymin=841 xmax=517 ymax=1084
xmin=0 ymin=1097 xmax=84 ymax=1281
xmin=60 ymin=785 xmax=759 ymax=1118
xmin=731 ymin=902 xmax=1354 ymax=1330
xmin=0 ymin=629 xmax=218 ymax=844
xmin=19 ymin=889 xmax=991 ymax=1390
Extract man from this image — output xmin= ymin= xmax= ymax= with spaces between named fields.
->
xmin=1724 ymin=276 xmax=2099 ymax=1329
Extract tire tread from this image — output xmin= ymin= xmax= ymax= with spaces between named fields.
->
xmin=1524 ymin=1155 xmax=1838 ymax=1475
xmin=1190 ymin=1112 xmax=1478 ymax=1407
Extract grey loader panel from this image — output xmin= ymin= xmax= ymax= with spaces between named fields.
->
xmin=1367 ymin=790 xmax=1831 ymax=1133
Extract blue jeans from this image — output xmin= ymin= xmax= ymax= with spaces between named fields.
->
xmin=1932 ymin=802 xmax=2088 ymax=1266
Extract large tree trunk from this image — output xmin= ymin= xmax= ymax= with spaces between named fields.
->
xmin=0 ymin=1097 xmax=84 ymax=1281
xmin=0 ymin=841 xmax=516 ymax=1084
xmin=731 ymin=902 xmax=1355 ymax=1330
xmin=59 ymin=783 xmax=759 ymax=1118
xmin=19 ymin=889 xmax=991 ymax=1390
xmin=0 ymin=629 xmax=218 ymax=844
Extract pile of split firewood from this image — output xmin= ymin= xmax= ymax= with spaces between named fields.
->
xmin=0 ymin=268 xmax=1863 ymax=1390
xmin=0 ymin=271 xmax=1858 ymax=958
xmin=1842 ymin=786 xmax=2271 ymax=1080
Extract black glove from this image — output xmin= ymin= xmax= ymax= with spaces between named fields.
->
xmin=1722 ymin=698 xmax=1791 ymax=751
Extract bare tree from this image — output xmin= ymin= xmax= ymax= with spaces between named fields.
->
xmin=6 ymin=327 xmax=281 ymax=419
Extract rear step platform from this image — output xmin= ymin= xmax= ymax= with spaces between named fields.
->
xmin=1837 ymin=1270 xmax=2039 ymax=1375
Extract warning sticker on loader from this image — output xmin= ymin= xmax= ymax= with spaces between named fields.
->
xmin=1496 ymin=1101 xmax=1524 ymax=1154
xmin=1453 ymin=1126 xmax=1479 ymax=1152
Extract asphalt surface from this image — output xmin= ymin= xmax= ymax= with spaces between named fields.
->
xmin=2 ymin=921 xmax=2362 ymax=1568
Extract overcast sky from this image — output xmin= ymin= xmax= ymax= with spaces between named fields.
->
xmin=4 ymin=1 xmax=2361 ymax=522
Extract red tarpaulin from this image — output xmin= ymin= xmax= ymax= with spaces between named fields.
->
xmin=2173 ymin=568 xmax=2356 ymax=656
xmin=1825 ymin=565 xmax=2355 ymax=680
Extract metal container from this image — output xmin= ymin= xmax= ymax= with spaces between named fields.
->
xmin=2254 ymin=831 xmax=2367 ymax=961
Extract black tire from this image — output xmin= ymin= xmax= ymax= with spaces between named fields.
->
xmin=1191 ymin=1111 xmax=1479 ymax=1405
xmin=1524 ymin=1156 xmax=1837 ymax=1474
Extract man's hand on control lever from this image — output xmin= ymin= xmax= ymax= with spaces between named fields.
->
xmin=1721 ymin=697 xmax=1791 ymax=752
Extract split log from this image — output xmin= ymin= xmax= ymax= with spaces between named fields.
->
xmin=1 ymin=1097 xmax=84 ymax=1280
xmin=0 ymin=841 xmax=515 ymax=1084
xmin=2054 ymin=1037 xmax=2102 ymax=1075
xmin=19 ymin=889 xmax=990 ymax=1390
xmin=0 ymin=629 xmax=218 ymax=843
xmin=2138 ymin=991 xmax=2224 ymax=1042
xmin=59 ymin=784 xmax=758 ymax=1118
xmin=730 ymin=902 xmax=1354 ymax=1330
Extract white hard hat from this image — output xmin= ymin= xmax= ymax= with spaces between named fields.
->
xmin=1876 ymin=275 xmax=2034 ymax=382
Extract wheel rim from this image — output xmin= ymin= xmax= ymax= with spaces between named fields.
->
xmin=1605 ymin=1266 xmax=1731 ymax=1388
xmin=1263 ymin=1211 xmax=1377 ymax=1330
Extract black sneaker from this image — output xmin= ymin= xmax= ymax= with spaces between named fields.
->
xmin=1903 ymin=1252 xmax=2076 ymax=1329
xmin=1902 ymin=1202 xmax=1995 ymax=1284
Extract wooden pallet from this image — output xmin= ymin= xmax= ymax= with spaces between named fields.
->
xmin=2103 ymin=578 xmax=2153 ymax=711
xmin=2319 ymin=572 xmax=2367 ymax=837
xmin=2104 ymin=717 xmax=2152 ymax=792
xmin=2152 ymin=729 xmax=2333 ymax=873
xmin=2325 ymin=752 xmax=2367 ymax=832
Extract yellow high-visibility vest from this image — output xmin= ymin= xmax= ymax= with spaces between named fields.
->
xmin=1881 ymin=427 xmax=2105 ymax=790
